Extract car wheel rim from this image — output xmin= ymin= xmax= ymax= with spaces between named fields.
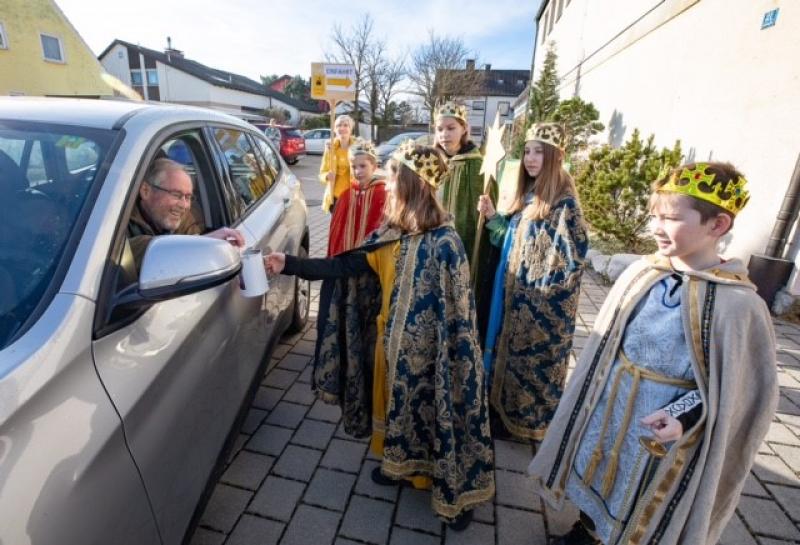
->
xmin=297 ymin=278 xmax=310 ymax=319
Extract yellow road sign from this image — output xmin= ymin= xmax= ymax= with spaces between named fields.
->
xmin=310 ymin=62 xmax=356 ymax=101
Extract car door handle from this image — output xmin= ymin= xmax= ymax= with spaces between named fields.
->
xmin=283 ymin=197 xmax=290 ymax=209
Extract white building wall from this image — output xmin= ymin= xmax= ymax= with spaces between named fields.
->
xmin=463 ymin=95 xmax=516 ymax=143
xmin=100 ymin=44 xmax=132 ymax=86
xmin=534 ymin=0 xmax=800 ymax=274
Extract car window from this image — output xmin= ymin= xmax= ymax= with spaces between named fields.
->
xmin=251 ymin=133 xmax=281 ymax=181
xmin=387 ymin=133 xmax=423 ymax=145
xmin=212 ymin=128 xmax=271 ymax=215
xmin=284 ymin=129 xmax=302 ymax=138
xmin=0 ymin=122 xmax=116 ymax=350
xmin=306 ymin=130 xmax=318 ymax=139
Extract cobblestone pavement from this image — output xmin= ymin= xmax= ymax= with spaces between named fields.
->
xmin=191 ymin=156 xmax=800 ymax=545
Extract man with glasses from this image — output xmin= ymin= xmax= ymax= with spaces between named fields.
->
xmin=129 ymin=158 xmax=244 ymax=270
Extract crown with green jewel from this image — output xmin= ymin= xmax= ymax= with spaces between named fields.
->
xmin=658 ymin=163 xmax=750 ymax=216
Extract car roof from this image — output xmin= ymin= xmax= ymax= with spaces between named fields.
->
xmin=0 ymin=97 xmax=253 ymax=131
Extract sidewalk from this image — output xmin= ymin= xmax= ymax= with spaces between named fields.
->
xmin=191 ymin=160 xmax=800 ymax=545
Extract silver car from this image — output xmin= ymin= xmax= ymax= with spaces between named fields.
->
xmin=0 ymin=98 xmax=310 ymax=545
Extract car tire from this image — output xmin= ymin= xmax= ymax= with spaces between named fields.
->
xmin=287 ymin=246 xmax=310 ymax=333
xmin=287 ymin=157 xmax=299 ymax=165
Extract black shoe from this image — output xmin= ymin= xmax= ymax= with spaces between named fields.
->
xmin=447 ymin=509 xmax=473 ymax=531
xmin=371 ymin=467 xmax=397 ymax=486
xmin=551 ymin=521 xmax=600 ymax=545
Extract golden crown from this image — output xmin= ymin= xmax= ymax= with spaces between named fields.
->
xmin=391 ymin=141 xmax=445 ymax=189
xmin=658 ymin=163 xmax=750 ymax=216
xmin=348 ymin=139 xmax=378 ymax=161
xmin=525 ymin=122 xmax=566 ymax=151
xmin=435 ymin=101 xmax=468 ymax=125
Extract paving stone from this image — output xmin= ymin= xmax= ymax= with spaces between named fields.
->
xmin=354 ymin=460 xmax=400 ymax=502
xmin=298 ymin=366 xmax=313 ymax=384
xmin=752 ymin=454 xmax=798 ymax=486
xmin=281 ymin=505 xmax=341 ymax=545
xmin=494 ymin=439 xmax=534 ymax=473
xmin=291 ymin=339 xmax=317 ymax=356
xmin=240 ymin=408 xmax=268 ymax=435
xmin=444 ymin=520 xmax=495 ymax=545
xmin=742 ymin=472 xmax=770 ymax=498
xmin=265 ymin=401 xmax=308 ymax=429
xmin=308 ymin=399 xmax=342 ymax=423
xmin=495 ymin=470 xmax=540 ymax=510
xmin=777 ymin=413 xmax=800 ymax=436
xmin=273 ymin=444 xmax=322 ymax=482
xmin=291 ymin=419 xmax=337 ymax=450
xmin=389 ymin=528 xmax=440 ymax=545
xmin=395 ymin=487 xmax=442 ymax=534
xmin=248 ymin=476 xmax=305 ymax=522
xmin=227 ymin=433 xmax=250 ymax=465
xmin=770 ymin=443 xmax=800 ymax=474
xmin=766 ymin=422 xmax=800 ymax=446
xmin=335 ymin=422 xmax=369 ymax=442
xmin=758 ymin=538 xmax=799 ymax=545
xmin=283 ymin=382 xmax=317 ymax=405
xmin=778 ymin=395 xmax=800 ymax=416
xmin=226 ymin=514 xmax=284 ymax=545
xmin=188 ymin=527 xmax=226 ymax=545
xmin=247 ymin=424 xmax=293 ymax=456
xmin=472 ymin=499 xmax=495 ymax=524
xmin=339 ymin=495 xmax=394 ymax=544
xmin=496 ymin=506 xmax=546 ymax=545
xmin=766 ymin=484 xmax=800 ymax=521
xmin=737 ymin=496 xmax=798 ymax=540
xmin=199 ymin=483 xmax=252 ymax=533
xmin=221 ymin=450 xmax=274 ymax=490
xmin=719 ymin=512 xmax=758 ymax=545
xmin=303 ymin=468 xmax=357 ymax=511
xmin=263 ymin=368 xmax=299 ymax=389
xmin=544 ymin=499 xmax=580 ymax=537
xmin=253 ymin=386 xmax=283 ymax=411
xmin=334 ymin=540 xmax=363 ymax=545
xmin=271 ymin=343 xmax=291 ymax=359
xmin=320 ymin=438 xmax=368 ymax=474
xmin=278 ymin=353 xmax=312 ymax=372
xmin=303 ymin=329 xmax=318 ymax=341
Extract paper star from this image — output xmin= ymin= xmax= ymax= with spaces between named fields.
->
xmin=480 ymin=113 xmax=506 ymax=193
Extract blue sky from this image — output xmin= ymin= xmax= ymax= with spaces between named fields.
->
xmin=57 ymin=0 xmax=540 ymax=86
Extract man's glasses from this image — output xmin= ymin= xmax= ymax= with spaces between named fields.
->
xmin=148 ymin=183 xmax=194 ymax=202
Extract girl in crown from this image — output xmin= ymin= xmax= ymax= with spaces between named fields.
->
xmin=527 ymin=162 xmax=777 ymax=545
xmin=327 ymin=140 xmax=387 ymax=256
xmin=319 ymin=114 xmax=356 ymax=213
xmin=477 ymin=123 xmax=588 ymax=442
xmin=266 ymin=143 xmax=494 ymax=530
xmin=435 ymin=101 xmax=499 ymax=341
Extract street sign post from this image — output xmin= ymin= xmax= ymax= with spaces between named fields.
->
xmin=311 ymin=62 xmax=357 ymax=212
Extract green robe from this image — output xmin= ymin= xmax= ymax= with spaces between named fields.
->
xmin=440 ymin=146 xmax=499 ymax=340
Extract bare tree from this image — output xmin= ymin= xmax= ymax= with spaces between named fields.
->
xmin=408 ymin=31 xmax=485 ymax=122
xmin=363 ymin=40 xmax=387 ymax=142
xmin=364 ymin=43 xmax=406 ymax=142
xmin=375 ymin=54 xmax=406 ymax=137
xmin=327 ymin=14 xmax=376 ymax=137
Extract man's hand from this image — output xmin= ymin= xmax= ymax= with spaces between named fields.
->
xmin=641 ymin=409 xmax=683 ymax=443
xmin=477 ymin=194 xmax=496 ymax=219
xmin=206 ymin=227 xmax=245 ymax=247
xmin=264 ymin=252 xmax=286 ymax=275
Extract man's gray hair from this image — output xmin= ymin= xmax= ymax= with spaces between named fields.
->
xmin=145 ymin=158 xmax=186 ymax=188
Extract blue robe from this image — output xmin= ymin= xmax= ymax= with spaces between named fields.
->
xmin=483 ymin=195 xmax=588 ymax=440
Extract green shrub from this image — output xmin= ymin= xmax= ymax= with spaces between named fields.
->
xmin=574 ymin=129 xmax=682 ymax=253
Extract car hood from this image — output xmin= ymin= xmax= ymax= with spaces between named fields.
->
xmin=376 ymin=144 xmax=397 ymax=155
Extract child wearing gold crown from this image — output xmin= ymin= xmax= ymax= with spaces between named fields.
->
xmin=477 ymin=123 xmax=588 ymax=442
xmin=326 ymin=140 xmax=387 ymax=256
xmin=435 ymin=101 xmax=499 ymax=340
xmin=265 ymin=143 xmax=494 ymax=530
xmin=527 ymin=162 xmax=778 ymax=545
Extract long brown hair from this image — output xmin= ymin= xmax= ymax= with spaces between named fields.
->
xmin=512 ymin=141 xmax=580 ymax=220
xmin=384 ymin=147 xmax=449 ymax=233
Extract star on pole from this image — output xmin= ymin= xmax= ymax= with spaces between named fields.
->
xmin=480 ymin=113 xmax=506 ymax=194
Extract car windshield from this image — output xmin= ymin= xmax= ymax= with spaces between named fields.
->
xmin=285 ymin=129 xmax=302 ymax=138
xmin=386 ymin=132 xmax=425 ymax=145
xmin=0 ymin=121 xmax=116 ymax=349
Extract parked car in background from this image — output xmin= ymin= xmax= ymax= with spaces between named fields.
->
xmin=376 ymin=131 xmax=429 ymax=165
xmin=0 ymin=97 xmax=310 ymax=545
xmin=303 ymin=127 xmax=331 ymax=155
xmin=253 ymin=123 xmax=305 ymax=164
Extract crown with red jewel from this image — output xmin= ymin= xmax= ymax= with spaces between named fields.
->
xmin=658 ymin=163 xmax=750 ymax=216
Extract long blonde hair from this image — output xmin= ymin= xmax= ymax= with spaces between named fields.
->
xmin=512 ymin=141 xmax=579 ymax=220
xmin=384 ymin=147 xmax=449 ymax=233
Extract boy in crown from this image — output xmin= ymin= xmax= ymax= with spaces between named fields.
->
xmin=327 ymin=140 xmax=387 ymax=256
xmin=527 ymin=162 xmax=778 ymax=545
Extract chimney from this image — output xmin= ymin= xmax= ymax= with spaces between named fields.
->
xmin=466 ymin=59 xmax=475 ymax=70
xmin=485 ymin=63 xmax=492 ymax=71
xmin=165 ymin=36 xmax=184 ymax=60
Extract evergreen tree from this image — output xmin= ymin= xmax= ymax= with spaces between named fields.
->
xmin=529 ymin=42 xmax=560 ymax=123
xmin=573 ymin=129 xmax=683 ymax=252
xmin=553 ymin=97 xmax=604 ymax=155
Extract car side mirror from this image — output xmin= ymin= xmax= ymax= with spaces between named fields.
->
xmin=116 ymin=235 xmax=241 ymax=309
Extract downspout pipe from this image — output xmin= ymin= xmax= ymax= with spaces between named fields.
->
xmin=766 ymin=153 xmax=800 ymax=258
